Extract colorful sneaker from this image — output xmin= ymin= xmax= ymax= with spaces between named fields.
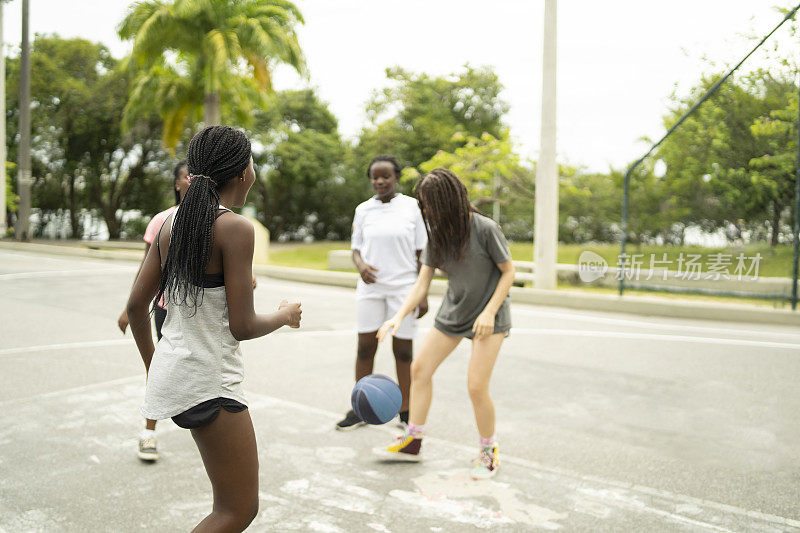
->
xmin=137 ymin=435 xmax=158 ymax=462
xmin=471 ymin=442 xmax=499 ymax=479
xmin=335 ymin=410 xmax=366 ymax=431
xmin=372 ymin=433 xmax=423 ymax=462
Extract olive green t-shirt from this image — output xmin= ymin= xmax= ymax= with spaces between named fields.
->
xmin=421 ymin=213 xmax=512 ymax=338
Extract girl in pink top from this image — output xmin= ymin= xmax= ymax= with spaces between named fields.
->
xmin=118 ymin=160 xmax=189 ymax=461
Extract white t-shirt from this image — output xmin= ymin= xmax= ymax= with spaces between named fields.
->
xmin=351 ymin=193 xmax=427 ymax=297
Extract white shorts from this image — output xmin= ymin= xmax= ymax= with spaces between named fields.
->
xmin=357 ymin=294 xmax=418 ymax=340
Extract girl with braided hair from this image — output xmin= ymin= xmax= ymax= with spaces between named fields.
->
xmin=126 ymin=125 xmax=301 ymax=531
xmin=373 ymin=168 xmax=515 ymax=480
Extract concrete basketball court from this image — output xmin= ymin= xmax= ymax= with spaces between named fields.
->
xmin=1 ymin=248 xmax=800 ymax=532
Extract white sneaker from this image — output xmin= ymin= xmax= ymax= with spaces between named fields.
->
xmin=137 ymin=435 xmax=158 ymax=462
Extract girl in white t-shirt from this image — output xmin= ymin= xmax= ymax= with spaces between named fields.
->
xmin=336 ymin=155 xmax=429 ymax=430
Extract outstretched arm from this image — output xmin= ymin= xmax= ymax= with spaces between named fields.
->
xmin=221 ymin=216 xmax=301 ymax=341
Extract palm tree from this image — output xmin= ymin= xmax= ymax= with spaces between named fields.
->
xmin=118 ymin=0 xmax=305 ymax=148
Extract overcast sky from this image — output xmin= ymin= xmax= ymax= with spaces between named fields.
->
xmin=2 ymin=0 xmax=798 ymax=171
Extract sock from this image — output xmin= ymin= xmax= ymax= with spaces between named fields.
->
xmin=407 ymin=423 xmax=424 ymax=437
xmin=479 ymin=434 xmax=496 ymax=448
xmin=140 ymin=429 xmax=155 ymax=440
xmin=399 ymin=410 xmax=409 ymax=424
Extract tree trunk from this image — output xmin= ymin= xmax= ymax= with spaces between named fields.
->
xmin=771 ymin=201 xmax=782 ymax=246
xmin=68 ymin=176 xmax=81 ymax=239
xmin=105 ymin=206 xmax=120 ymax=239
xmin=204 ymin=92 xmax=221 ymax=125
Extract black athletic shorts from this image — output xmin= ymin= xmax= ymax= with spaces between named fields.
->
xmin=153 ymin=305 xmax=167 ymax=341
xmin=171 ymin=398 xmax=248 ymax=429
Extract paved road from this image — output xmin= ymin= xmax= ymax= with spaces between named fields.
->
xmin=1 ymin=249 xmax=799 ymax=532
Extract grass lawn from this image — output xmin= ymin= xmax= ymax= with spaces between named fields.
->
xmin=267 ymin=241 xmax=350 ymax=270
xmin=269 ymin=241 xmax=794 ymax=279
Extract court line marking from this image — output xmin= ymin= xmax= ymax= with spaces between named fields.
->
xmin=0 ymin=339 xmax=135 ymax=356
xmin=512 ymin=307 xmax=800 ymax=340
xmin=0 ymin=250 xmax=77 ymax=262
xmin=3 ymin=326 xmax=797 ymax=359
xmin=0 ymin=267 xmax=135 ymax=280
xmin=510 ymin=328 xmax=800 ymax=350
xmin=3 ymin=373 xmax=798 ymax=528
xmin=0 ymin=375 xmax=142 ymax=407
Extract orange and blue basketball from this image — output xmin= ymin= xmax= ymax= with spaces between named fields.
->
xmin=351 ymin=374 xmax=402 ymax=425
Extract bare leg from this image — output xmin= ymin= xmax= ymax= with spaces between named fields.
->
xmin=355 ymin=332 xmax=379 ymax=382
xmin=409 ymin=328 xmax=461 ymax=427
xmin=392 ymin=337 xmax=413 ymax=412
xmin=190 ymin=409 xmax=259 ymax=533
xmin=467 ymin=333 xmax=505 ymax=439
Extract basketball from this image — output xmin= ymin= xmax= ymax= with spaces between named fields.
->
xmin=350 ymin=374 xmax=402 ymax=425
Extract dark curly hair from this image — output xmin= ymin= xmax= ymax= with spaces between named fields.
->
xmin=366 ymin=154 xmax=402 ymax=178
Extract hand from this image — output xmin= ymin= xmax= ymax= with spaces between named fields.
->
xmin=252 ymin=275 xmax=258 ymax=290
xmin=358 ymin=263 xmax=379 ymax=284
xmin=471 ymin=309 xmax=496 ymax=339
xmin=417 ymin=297 xmax=429 ymax=319
xmin=117 ymin=309 xmax=129 ymax=334
xmin=279 ymin=299 xmax=302 ymax=328
xmin=377 ymin=316 xmax=402 ymax=342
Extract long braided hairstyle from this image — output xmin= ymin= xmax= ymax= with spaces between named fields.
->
xmin=157 ymin=126 xmax=251 ymax=313
xmin=415 ymin=168 xmax=478 ymax=267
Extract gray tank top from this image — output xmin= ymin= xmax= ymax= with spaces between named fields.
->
xmin=141 ymin=207 xmax=247 ymax=420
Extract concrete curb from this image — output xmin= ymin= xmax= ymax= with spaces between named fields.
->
xmin=0 ymin=240 xmax=144 ymax=262
xmin=4 ymin=240 xmax=799 ymax=326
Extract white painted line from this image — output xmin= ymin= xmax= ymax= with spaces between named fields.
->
xmin=0 ymin=339 xmax=134 ymax=356
xmin=0 ymin=250 xmax=68 ymax=262
xmin=510 ymin=328 xmax=800 ymax=351
xmin=0 ymin=267 xmax=135 ymax=280
xmin=274 ymin=327 xmax=800 ymax=350
xmin=0 ymin=375 xmax=142 ymax=407
xmin=513 ymin=307 xmax=800 ymax=340
xmin=5 ymin=325 xmax=796 ymax=362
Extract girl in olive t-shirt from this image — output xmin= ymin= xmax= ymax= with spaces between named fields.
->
xmin=373 ymin=168 xmax=515 ymax=480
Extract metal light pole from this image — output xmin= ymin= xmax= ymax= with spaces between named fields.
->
xmin=534 ymin=0 xmax=558 ymax=290
xmin=792 ymin=75 xmax=800 ymax=310
xmin=15 ymin=0 xmax=30 ymax=241
xmin=0 ymin=1 xmax=6 ymax=236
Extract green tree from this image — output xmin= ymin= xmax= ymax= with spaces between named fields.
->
xmin=6 ymin=36 xmax=116 ymax=237
xmin=5 ymin=35 xmax=172 ymax=239
xmin=403 ymin=131 xmax=524 ymax=210
xmin=118 ymin=0 xmax=305 ymax=149
xmin=655 ymin=71 xmax=797 ymax=245
xmin=250 ymin=89 xmax=356 ymax=240
xmin=748 ymin=77 xmax=798 ymax=245
xmin=353 ymin=65 xmax=509 ymax=183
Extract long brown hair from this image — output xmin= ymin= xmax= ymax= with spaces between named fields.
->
xmin=415 ymin=168 xmax=477 ymax=267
